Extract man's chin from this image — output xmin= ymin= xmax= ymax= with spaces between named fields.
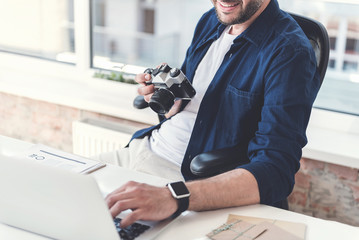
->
xmin=217 ymin=14 xmax=238 ymax=25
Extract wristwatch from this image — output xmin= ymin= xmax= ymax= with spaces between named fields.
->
xmin=166 ymin=181 xmax=190 ymax=218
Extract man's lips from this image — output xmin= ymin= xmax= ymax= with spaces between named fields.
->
xmin=218 ymin=1 xmax=241 ymax=8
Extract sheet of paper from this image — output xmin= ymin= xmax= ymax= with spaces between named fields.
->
xmin=207 ymin=220 xmax=256 ymax=240
xmin=207 ymin=214 xmax=306 ymax=240
xmin=251 ymin=221 xmax=302 ymax=240
xmin=227 ymin=214 xmax=306 ymax=239
xmin=19 ymin=144 xmax=106 ymax=174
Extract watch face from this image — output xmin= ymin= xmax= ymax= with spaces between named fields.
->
xmin=171 ymin=182 xmax=189 ymax=195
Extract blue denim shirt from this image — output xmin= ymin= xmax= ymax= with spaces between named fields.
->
xmin=132 ymin=0 xmax=320 ymax=206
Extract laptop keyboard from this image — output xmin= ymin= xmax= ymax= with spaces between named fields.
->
xmin=114 ymin=217 xmax=151 ymax=240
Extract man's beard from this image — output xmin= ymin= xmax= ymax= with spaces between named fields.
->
xmin=214 ymin=0 xmax=264 ymax=25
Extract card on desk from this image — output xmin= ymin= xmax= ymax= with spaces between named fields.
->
xmin=18 ymin=144 xmax=106 ymax=174
xmin=207 ymin=214 xmax=306 ymax=240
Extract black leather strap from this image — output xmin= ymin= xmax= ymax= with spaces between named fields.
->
xmin=166 ymin=182 xmax=190 ymax=218
xmin=171 ymin=195 xmax=189 ymax=219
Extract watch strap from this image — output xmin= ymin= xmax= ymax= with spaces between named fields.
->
xmin=171 ymin=194 xmax=189 ymax=219
xmin=166 ymin=182 xmax=190 ymax=218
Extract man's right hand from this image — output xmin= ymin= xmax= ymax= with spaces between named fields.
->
xmin=134 ymin=71 xmax=183 ymax=118
xmin=135 ymin=73 xmax=155 ymax=103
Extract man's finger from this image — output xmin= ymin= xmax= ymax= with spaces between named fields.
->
xmin=120 ymin=209 xmax=143 ymax=228
xmin=109 ymin=199 xmax=138 ymax=218
xmin=144 ymin=93 xmax=154 ymax=102
xmin=137 ymin=84 xmax=155 ymax=96
xmin=165 ymin=99 xmax=182 ymax=118
xmin=135 ymin=73 xmax=151 ymax=85
xmin=106 ymin=191 xmax=135 ymax=209
xmin=105 ymin=181 xmax=139 ymax=208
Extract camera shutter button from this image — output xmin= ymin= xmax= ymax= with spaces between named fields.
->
xmin=170 ymin=68 xmax=181 ymax=78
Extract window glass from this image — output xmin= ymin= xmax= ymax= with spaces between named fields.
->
xmin=91 ymin=0 xmax=359 ymax=116
xmin=0 ymin=0 xmax=75 ymax=64
xmin=278 ymin=0 xmax=359 ymax=115
xmin=91 ymin=0 xmax=212 ymax=73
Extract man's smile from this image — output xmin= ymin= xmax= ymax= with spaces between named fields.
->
xmin=217 ymin=1 xmax=242 ymax=13
xmin=218 ymin=1 xmax=241 ymax=8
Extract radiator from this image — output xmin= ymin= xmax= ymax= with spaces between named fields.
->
xmin=72 ymin=119 xmax=139 ymax=158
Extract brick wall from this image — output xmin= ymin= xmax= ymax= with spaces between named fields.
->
xmin=1 ymin=91 xmax=359 ymax=227
xmin=0 ymin=92 xmax=149 ymax=152
xmin=289 ymin=158 xmax=359 ymax=226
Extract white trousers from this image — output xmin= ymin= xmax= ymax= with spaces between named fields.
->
xmin=94 ymin=136 xmax=184 ymax=182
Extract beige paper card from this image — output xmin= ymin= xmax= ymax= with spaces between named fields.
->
xmin=207 ymin=220 xmax=255 ymax=240
xmin=207 ymin=215 xmax=306 ymax=240
xmin=227 ymin=214 xmax=306 ymax=239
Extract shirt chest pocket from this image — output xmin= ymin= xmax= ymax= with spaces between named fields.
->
xmin=226 ymin=85 xmax=262 ymax=108
xmin=216 ymin=85 xmax=263 ymax=144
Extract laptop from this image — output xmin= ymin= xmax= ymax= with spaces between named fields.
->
xmin=0 ymin=155 xmax=175 ymax=240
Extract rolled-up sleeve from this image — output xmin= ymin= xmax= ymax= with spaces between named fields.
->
xmin=240 ymin=47 xmax=320 ymax=205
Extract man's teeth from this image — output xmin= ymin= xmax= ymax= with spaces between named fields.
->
xmin=220 ymin=2 xmax=239 ymax=7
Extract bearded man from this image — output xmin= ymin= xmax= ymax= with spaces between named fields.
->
xmin=99 ymin=0 xmax=320 ymax=228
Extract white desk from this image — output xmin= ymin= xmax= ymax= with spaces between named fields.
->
xmin=0 ymin=135 xmax=358 ymax=240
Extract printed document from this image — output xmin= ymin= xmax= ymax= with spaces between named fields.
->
xmin=20 ymin=144 xmax=106 ymax=174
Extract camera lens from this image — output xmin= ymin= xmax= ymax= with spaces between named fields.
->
xmin=149 ymin=88 xmax=175 ymax=114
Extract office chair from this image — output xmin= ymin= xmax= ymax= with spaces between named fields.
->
xmin=133 ymin=14 xmax=329 ymax=208
xmin=189 ymin=13 xmax=329 ymax=178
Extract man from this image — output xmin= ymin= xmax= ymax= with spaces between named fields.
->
xmin=102 ymin=0 xmax=320 ymax=228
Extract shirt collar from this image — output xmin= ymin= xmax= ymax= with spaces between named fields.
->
xmin=237 ymin=0 xmax=281 ymax=46
xmin=208 ymin=0 xmax=281 ymax=46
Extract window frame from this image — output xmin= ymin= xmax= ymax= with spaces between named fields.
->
xmin=0 ymin=0 xmax=358 ymax=167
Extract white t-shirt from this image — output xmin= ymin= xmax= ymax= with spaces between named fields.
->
xmin=149 ymin=26 xmax=237 ymax=166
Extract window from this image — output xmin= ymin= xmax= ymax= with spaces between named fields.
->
xmin=0 ymin=0 xmax=75 ymax=64
xmin=90 ymin=0 xmax=212 ymax=72
xmin=278 ymin=0 xmax=359 ymax=116
xmin=0 ymin=0 xmax=358 ymax=117
xmin=91 ymin=0 xmax=359 ymax=115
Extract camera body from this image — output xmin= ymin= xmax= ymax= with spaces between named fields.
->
xmin=145 ymin=64 xmax=196 ymax=114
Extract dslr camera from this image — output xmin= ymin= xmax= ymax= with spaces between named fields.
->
xmin=145 ymin=64 xmax=196 ymax=114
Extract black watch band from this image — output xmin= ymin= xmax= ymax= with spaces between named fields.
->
xmin=166 ymin=181 xmax=190 ymax=218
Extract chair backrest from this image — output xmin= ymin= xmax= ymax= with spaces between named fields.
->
xmin=289 ymin=13 xmax=330 ymax=86
xmin=190 ymin=14 xmax=331 ymax=179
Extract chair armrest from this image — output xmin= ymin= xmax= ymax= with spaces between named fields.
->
xmin=190 ymin=147 xmax=250 ymax=178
